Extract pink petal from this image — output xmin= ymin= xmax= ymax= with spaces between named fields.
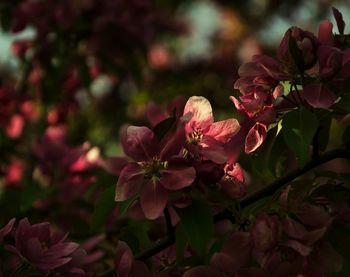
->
xmin=221 ymin=232 xmax=252 ymax=263
xmin=284 ymin=240 xmax=312 ymax=256
xmin=318 ymin=20 xmax=334 ymax=46
xmin=184 ymin=96 xmax=214 ymax=132
xmin=130 ymin=260 xmax=152 ymax=277
xmin=245 ymin=123 xmax=267 ymax=153
xmin=282 ymin=217 xmax=308 ymax=240
xmin=0 ymin=218 xmax=15 ymax=243
xmin=115 ymin=163 xmax=144 ymax=201
xmin=220 ymin=163 xmax=247 ymax=199
xmin=160 ymin=161 xmax=195 ymax=191
xmin=211 ymin=252 xmax=237 ymax=274
xmin=140 ymin=180 xmax=169 ymax=220
xmin=115 ymin=241 xmax=133 ymax=277
xmin=120 ymin=126 xmax=159 ymax=161
xmin=206 ymin=118 xmax=240 ymax=143
xmin=295 ymin=203 xmax=331 ymax=228
xmin=200 ymin=137 xmax=227 ymax=164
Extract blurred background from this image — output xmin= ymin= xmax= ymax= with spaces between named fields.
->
xmin=0 ymin=0 xmax=349 ymax=153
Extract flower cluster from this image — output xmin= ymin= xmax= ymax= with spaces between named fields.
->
xmin=231 ymin=7 xmax=350 ymax=153
xmin=0 ymin=218 xmax=103 ymax=276
xmin=115 ymin=96 xmax=245 ymax=219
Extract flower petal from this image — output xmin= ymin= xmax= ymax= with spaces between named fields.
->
xmin=245 ymin=123 xmax=267 ymax=153
xmin=206 ymin=118 xmax=240 ymax=143
xmin=160 ymin=161 xmax=195 ymax=191
xmin=120 ymin=126 xmax=159 ymax=161
xmin=115 ymin=163 xmax=144 ymax=201
xmin=302 ymin=84 xmax=337 ymax=109
xmin=140 ymin=180 xmax=169 ymax=220
xmin=184 ymin=96 xmax=213 ymax=132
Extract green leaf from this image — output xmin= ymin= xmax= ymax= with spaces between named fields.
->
xmin=316 ymin=110 xmax=332 ymax=151
xmin=342 ymin=125 xmax=350 ymax=147
xmin=20 ymin=183 xmax=43 ymax=212
xmin=327 ymin=224 xmax=350 ymax=276
xmin=90 ymin=185 xmax=116 ymax=232
xmin=175 ymin=224 xmax=187 ymax=263
xmin=118 ymin=195 xmax=138 ymax=217
xmin=176 ymin=199 xmax=213 ymax=255
xmin=282 ymin=107 xmax=318 ymax=166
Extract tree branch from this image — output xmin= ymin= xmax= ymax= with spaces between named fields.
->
xmin=115 ymin=148 xmax=350 ymax=264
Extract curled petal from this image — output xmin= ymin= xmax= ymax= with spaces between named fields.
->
xmin=245 ymin=123 xmax=267 ymax=153
xmin=318 ymin=20 xmax=334 ymax=46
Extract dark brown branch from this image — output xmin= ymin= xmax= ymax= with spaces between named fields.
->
xmin=163 ymin=207 xmax=173 ymax=235
xmin=102 ymin=148 xmax=350 ymax=270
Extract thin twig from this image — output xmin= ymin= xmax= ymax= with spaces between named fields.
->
xmin=100 ymin=148 xmax=350 ymax=271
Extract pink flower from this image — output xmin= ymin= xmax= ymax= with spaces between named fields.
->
xmin=115 ymin=241 xmax=152 ymax=277
xmin=183 ymin=96 xmax=240 ymax=164
xmin=116 ymin=125 xmax=196 ymax=220
xmin=234 ymin=55 xmax=286 ymax=94
xmin=251 ymin=213 xmax=280 ymax=252
xmin=218 ymin=162 xmax=247 ymax=199
xmin=5 ymin=218 xmax=81 ymax=274
xmin=278 ymin=26 xmax=318 ymax=70
xmin=210 ymin=231 xmax=252 ymax=275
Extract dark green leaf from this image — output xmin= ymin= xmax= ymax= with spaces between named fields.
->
xmin=90 ymin=185 xmax=116 ymax=232
xmin=327 ymin=224 xmax=350 ymax=276
xmin=176 ymin=199 xmax=213 ymax=255
xmin=153 ymin=116 xmax=177 ymax=141
xmin=20 ymin=183 xmax=43 ymax=212
xmin=118 ymin=195 xmax=138 ymax=217
xmin=342 ymin=125 xmax=350 ymax=147
xmin=282 ymin=107 xmax=318 ymax=166
xmin=175 ymin=224 xmax=187 ymax=263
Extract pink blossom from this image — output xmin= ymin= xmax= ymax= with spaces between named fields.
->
xmin=116 ymin=125 xmax=196 ymax=219
xmin=115 ymin=241 xmax=152 ymax=277
xmin=183 ymin=96 xmax=240 ymax=164
xmin=219 ymin=162 xmax=247 ymax=199
xmin=5 ymin=218 xmax=83 ymax=274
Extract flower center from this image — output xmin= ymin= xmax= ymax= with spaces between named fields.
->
xmin=188 ymin=128 xmax=203 ymax=144
xmin=139 ymin=158 xmax=168 ymax=180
